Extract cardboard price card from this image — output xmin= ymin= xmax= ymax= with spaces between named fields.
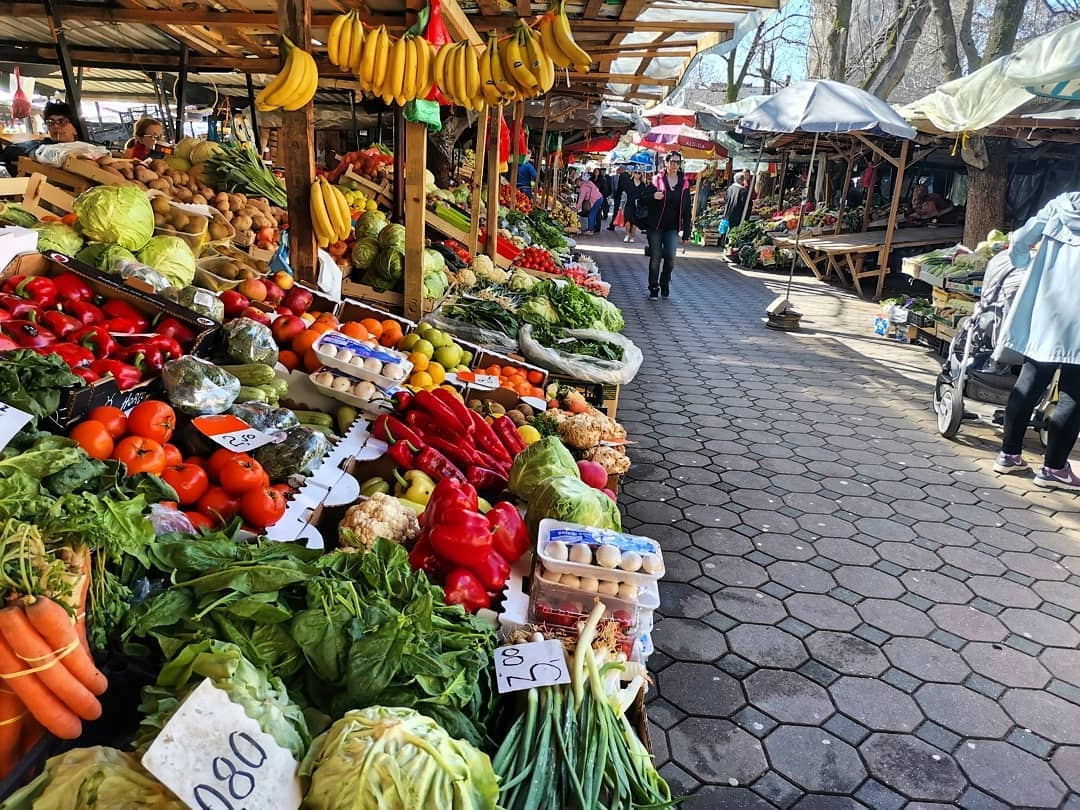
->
xmin=0 ymin=400 xmax=33 ymax=452
xmin=193 ymin=414 xmax=277 ymax=452
xmin=142 ymin=679 xmax=302 ymax=810
xmin=494 ymin=640 xmax=571 ymax=694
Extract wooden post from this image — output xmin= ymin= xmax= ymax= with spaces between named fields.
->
xmin=485 ymin=105 xmax=502 ymax=260
xmin=877 ymin=139 xmax=909 ymax=275
xmin=403 ymin=122 xmax=427 ymax=321
xmin=861 ymin=160 xmax=878 ymax=231
xmin=174 ymin=46 xmax=189 ymax=144
xmin=245 ymin=73 xmax=260 ymax=150
xmin=834 ymin=151 xmax=855 ymax=236
xmin=393 ymin=105 xmax=406 ymax=224
xmin=468 ymin=106 xmax=489 ymax=257
xmin=537 ymin=95 xmax=551 ymax=206
xmin=508 ymin=100 xmax=524 ymax=200
xmin=277 ymin=0 xmax=317 ymax=285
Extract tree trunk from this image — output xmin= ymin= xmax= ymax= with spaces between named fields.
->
xmin=930 ymin=0 xmax=962 ymax=80
xmin=963 ymin=138 xmax=1010 ymax=247
xmin=827 ymin=0 xmax=853 ymax=80
xmin=426 ymin=112 xmax=470 ymax=188
xmin=984 ymin=0 xmax=1027 ymax=61
xmin=958 ymin=0 xmax=981 ymax=70
xmin=862 ymin=0 xmax=932 ymax=98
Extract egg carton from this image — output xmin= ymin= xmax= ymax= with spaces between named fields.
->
xmin=308 ymin=366 xmax=401 ymax=415
xmin=314 ymin=330 xmax=411 ymax=386
xmin=537 ymin=519 xmax=665 ymax=586
xmin=534 ymin=563 xmax=659 ymax=611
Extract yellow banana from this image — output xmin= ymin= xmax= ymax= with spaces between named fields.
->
xmin=282 ymin=46 xmax=318 ymax=110
xmin=319 ymin=178 xmax=343 ymax=242
xmin=327 ymin=12 xmax=348 ymax=67
xmin=337 ymin=14 xmax=353 ymax=72
xmin=552 ymin=0 xmax=591 ymax=72
xmin=400 ymin=36 xmax=417 ymax=103
xmin=256 ymin=40 xmax=298 ymax=110
xmin=479 ymin=33 xmax=499 ymax=108
xmin=432 ymin=41 xmax=452 ymax=101
xmin=523 ymin=23 xmax=555 ymax=94
xmin=374 ymin=27 xmax=392 ymax=96
xmin=539 ymin=14 xmax=573 ymax=70
xmin=505 ymin=25 xmax=538 ymax=94
xmin=348 ymin=16 xmax=365 ymax=75
xmin=359 ymin=23 xmax=380 ymax=89
xmin=414 ymin=36 xmax=433 ymax=99
xmin=450 ymin=42 xmax=467 ymax=107
xmin=386 ymin=33 xmax=407 ymax=104
xmin=466 ymin=44 xmax=486 ymax=109
xmin=309 ymin=178 xmax=333 ymax=248
xmin=333 ymin=183 xmax=354 ymax=241
xmin=488 ymin=36 xmax=515 ymax=102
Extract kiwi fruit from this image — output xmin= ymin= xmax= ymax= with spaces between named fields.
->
xmin=217 ymin=261 xmax=240 ymax=280
xmin=238 ymin=266 xmax=259 ymax=280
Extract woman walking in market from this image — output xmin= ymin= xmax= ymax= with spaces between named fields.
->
xmin=576 ymin=173 xmax=605 ymax=235
xmin=993 ymin=191 xmax=1080 ymax=490
xmin=645 ymin=152 xmax=693 ymax=300
xmin=623 ymin=170 xmax=650 ymax=243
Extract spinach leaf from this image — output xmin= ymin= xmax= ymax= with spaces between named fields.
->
xmin=0 ymin=350 xmax=84 ymax=420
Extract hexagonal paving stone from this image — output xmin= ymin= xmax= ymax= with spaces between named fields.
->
xmin=860 ymin=733 xmax=965 ymax=802
xmin=740 ymin=510 xmax=799 ymax=534
xmin=857 ymin=598 xmax=934 ymax=637
xmin=783 ymin=493 xmax=841 ymax=514
xmin=913 ymin=522 xmax=977 ymax=548
xmin=805 ymin=631 xmax=889 ymax=676
xmin=900 ymin=571 xmax=974 ymax=605
xmin=1000 ymin=551 xmax=1071 ymax=581
xmin=680 ymin=786 xmax=775 ymax=809
xmin=703 ymin=556 xmax=768 ymax=588
xmin=658 ymin=662 xmax=745 ymax=718
xmin=791 ymin=797 xmax=869 ymax=810
xmin=961 ymin=641 xmax=1052 ymax=689
xmin=653 ymin=617 xmax=727 ymax=662
xmin=658 ymin=582 xmax=714 ymax=620
xmin=937 ymin=546 xmax=1006 ymax=575
xmin=1050 ymin=746 xmax=1080 ymax=792
xmin=914 ymin=684 xmax=1013 ymax=738
xmin=967 ymin=575 xmax=1041 ymax=608
xmin=816 ymin=538 xmax=880 ymax=566
xmin=753 ymin=533 xmax=817 ymax=561
xmin=797 ymin=513 xmax=858 ymax=538
xmin=713 ymin=588 xmax=788 ymax=625
xmin=765 ymin=725 xmax=866 ymax=794
xmin=692 ymin=527 xmax=753 ymax=555
xmin=955 ymin=740 xmax=1067 ymax=808
xmin=667 ymin=718 xmax=769 ymax=786
xmin=856 ymin=518 xmax=917 ymax=542
xmin=785 ymin=594 xmax=860 ymax=631
xmin=726 ymin=624 xmax=809 ymax=669
xmin=928 ymin=604 xmax=1008 ymax=642
xmin=1001 ymin=689 xmax=1080 ymax=744
xmin=830 ymin=677 xmax=922 ymax=731
xmin=833 ymin=565 xmax=904 ymax=598
xmin=1033 ymin=580 xmax=1080 ymax=612
xmin=1041 ymin=648 xmax=1080 ymax=687
xmin=1000 ymin=607 xmax=1080 ymax=647
xmin=877 ymin=541 xmax=942 ymax=570
xmin=882 ymin=637 xmax=971 ymax=683
xmin=768 ymin=561 xmax=837 ymax=593
xmin=662 ymin=554 xmax=705 ymax=584
xmin=745 ymin=669 xmax=835 ymax=724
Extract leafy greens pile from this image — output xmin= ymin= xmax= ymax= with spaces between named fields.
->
xmin=124 ymin=537 xmax=498 ymax=747
xmin=530 ymin=324 xmax=625 ymax=362
xmin=0 ymin=350 xmax=84 ymax=423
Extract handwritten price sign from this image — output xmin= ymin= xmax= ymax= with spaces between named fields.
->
xmin=192 ymin=414 xmax=276 ymax=452
xmin=494 ymin=640 xmax=571 ymax=694
xmin=0 ymin=401 xmax=33 ymax=452
xmin=142 ymin=679 xmax=302 ymax=810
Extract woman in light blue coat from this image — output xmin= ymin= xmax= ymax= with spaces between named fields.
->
xmin=994 ymin=191 xmax=1080 ymax=490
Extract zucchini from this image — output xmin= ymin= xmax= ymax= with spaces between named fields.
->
xmin=237 ymin=385 xmax=268 ymax=403
xmin=291 ymin=410 xmax=333 ymax=427
xmin=217 ymin=363 xmax=276 ymax=386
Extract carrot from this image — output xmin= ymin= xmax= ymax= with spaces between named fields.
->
xmin=25 ymin=596 xmax=107 ymax=697
xmin=0 ymin=606 xmax=101 ymax=722
xmin=0 ymin=687 xmax=25 ymax=777
xmin=18 ymin=716 xmax=44 ymax=757
xmin=0 ymin=634 xmax=81 ymax=740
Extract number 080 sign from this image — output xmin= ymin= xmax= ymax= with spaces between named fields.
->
xmin=142 ymin=679 xmax=302 ymax=810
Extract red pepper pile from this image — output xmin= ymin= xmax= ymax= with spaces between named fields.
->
xmin=371 ymin=389 xmax=526 ymax=496
xmin=408 ymin=478 xmax=529 ymax=613
xmin=441 ymin=239 xmax=472 ymax=266
xmin=512 ymin=246 xmax=560 ymax=274
xmin=0 ymin=272 xmax=192 ymax=389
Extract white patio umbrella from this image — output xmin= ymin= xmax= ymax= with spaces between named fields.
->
xmin=736 ymin=80 xmax=916 ymax=327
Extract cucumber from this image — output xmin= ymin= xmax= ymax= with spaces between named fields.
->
xmin=218 ymin=363 xmax=276 ymax=386
xmin=291 ymin=410 xmax=333 ymax=427
xmin=303 ymin=424 xmax=337 ymax=437
xmin=270 ymin=377 xmax=290 ymax=396
xmin=237 ymin=385 xmax=268 ymax=403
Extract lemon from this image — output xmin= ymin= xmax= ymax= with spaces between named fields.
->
xmin=410 ymin=370 xmax=434 ymax=389
xmin=408 ymin=352 xmax=430 ymax=372
xmin=366 ymin=199 xmax=378 ymax=212
xmin=427 ymin=362 xmax=446 ymax=385
xmin=518 ymin=424 xmax=542 ymax=445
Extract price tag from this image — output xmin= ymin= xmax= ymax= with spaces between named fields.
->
xmin=0 ymin=401 xmax=33 ymax=452
xmin=472 ymin=374 xmax=500 ymax=389
xmin=192 ymin=414 xmax=277 ymax=452
xmin=142 ymin=679 xmax=302 ymax=810
xmin=494 ymin=640 xmax=571 ymax=694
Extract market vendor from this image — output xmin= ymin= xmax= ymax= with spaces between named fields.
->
xmin=515 ymin=152 xmax=538 ymax=200
xmin=909 ymin=182 xmax=951 ymax=221
xmin=1 ymin=101 xmax=78 ymax=177
xmin=124 ymin=117 xmax=165 ymax=161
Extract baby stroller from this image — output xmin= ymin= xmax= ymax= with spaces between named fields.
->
xmin=933 ymin=252 xmax=1056 ymax=441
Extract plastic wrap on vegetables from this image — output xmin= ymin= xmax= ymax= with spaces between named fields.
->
xmin=176 ymin=285 xmax=226 ymax=321
xmin=253 ymin=425 xmax=330 ymax=481
xmin=114 ymin=259 xmax=172 ymax=292
xmin=229 ymin=402 xmax=300 ymax=432
xmin=162 ymin=356 xmax=240 ymax=415
xmin=222 ymin=317 xmax=279 ymax=365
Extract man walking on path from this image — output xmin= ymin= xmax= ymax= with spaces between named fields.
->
xmin=609 ymin=166 xmax=632 ymax=231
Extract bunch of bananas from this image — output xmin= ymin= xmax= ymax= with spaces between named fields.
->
xmin=434 ymin=40 xmax=484 ymax=110
xmin=255 ymin=37 xmax=319 ymax=112
xmin=500 ymin=21 xmax=557 ymax=100
xmin=539 ymin=0 xmax=592 ymax=73
xmin=327 ymin=10 xmax=365 ymax=73
xmin=329 ymin=11 xmax=436 ymax=107
xmin=310 ymin=176 xmax=353 ymax=248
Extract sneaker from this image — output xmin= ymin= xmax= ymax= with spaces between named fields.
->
xmin=623 ymin=235 xmax=630 ymax=242
xmin=628 ymin=237 xmax=635 ymax=243
xmin=993 ymin=453 xmax=1029 ymax=474
xmin=1034 ymin=463 xmax=1080 ymax=490
xmin=648 ymin=291 xmax=659 ymax=300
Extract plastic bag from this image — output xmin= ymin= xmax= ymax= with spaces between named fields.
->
xmin=229 ymin=402 xmax=300 ymax=432
xmin=162 ymin=356 xmax=241 ymax=416
xmin=11 ymin=68 xmax=30 ymax=120
xmin=113 ymin=259 xmax=172 ymax=291
xmin=33 ymin=142 xmax=110 ymax=166
xmin=518 ymin=324 xmax=643 ymax=385
xmin=422 ymin=311 xmax=519 ymax=353
xmin=222 ymin=317 xmax=279 ymax=365
xmin=253 ymin=425 xmax=330 ymax=481
xmin=148 ymin=503 xmax=197 ymax=536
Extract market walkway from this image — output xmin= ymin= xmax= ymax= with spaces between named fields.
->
xmin=591 ymin=229 xmax=1080 ymax=809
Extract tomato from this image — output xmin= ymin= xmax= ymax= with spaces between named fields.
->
xmin=87 ymin=406 xmax=127 ymax=440
xmin=161 ymin=442 xmax=184 ymax=467
xmin=271 ymin=483 xmax=292 ymax=496
xmin=239 ymin=486 xmax=287 ymax=528
xmin=196 ymin=486 xmax=240 ymax=526
xmin=112 ymin=436 xmax=167 ymax=475
xmin=207 ymin=448 xmax=250 ymax=481
xmin=126 ymin=401 xmax=176 ymax=444
xmin=161 ymin=463 xmax=210 ymax=507
xmin=184 ymin=511 xmax=216 ymax=532
xmin=185 ymin=455 xmax=208 ymax=469
xmin=69 ymin=420 xmax=115 ymax=460
xmin=218 ymin=456 xmax=269 ymax=495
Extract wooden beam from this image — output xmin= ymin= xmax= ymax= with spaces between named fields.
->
xmin=440 ymin=0 xmax=484 ymax=45
xmin=486 ymin=106 xmax=502 ymax=261
xmin=277 ymin=0 xmax=317 ymax=286
xmin=476 ymin=0 xmax=501 ymax=15
xmin=509 ymin=100 xmax=524 ymax=195
xmin=586 ymin=39 xmax=704 ymax=52
xmin=468 ymin=106 xmax=490 ymax=257
xmin=583 ymin=0 xmax=606 ymax=18
xmin=650 ymin=0 xmax=779 ymax=8
xmin=850 ymin=132 xmax=902 ymax=169
xmin=42 ymin=0 xmax=86 ymax=139
xmin=568 ymin=72 xmax=680 ymax=86
xmin=877 ymin=138 xmax=909 ymax=296
xmin=467 ymin=16 xmax=735 ymax=33
xmin=0 ymin=2 xmax=338 ymax=28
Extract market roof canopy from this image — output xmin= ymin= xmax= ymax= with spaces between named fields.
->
xmin=633 ymin=123 xmax=726 ymax=158
xmin=738 ymin=79 xmax=916 ymax=138
xmin=640 ymin=105 xmax=698 ymax=126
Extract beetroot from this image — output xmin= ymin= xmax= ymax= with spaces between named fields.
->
xmin=577 ymin=459 xmax=608 ymax=489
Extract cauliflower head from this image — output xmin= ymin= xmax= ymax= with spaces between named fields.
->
xmin=587 ymin=444 xmax=632 ymax=475
xmin=339 ymin=492 xmax=420 ymax=551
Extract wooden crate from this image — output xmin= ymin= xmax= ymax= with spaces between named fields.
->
xmin=702 ymin=233 xmax=721 ymax=246
xmin=0 ymin=173 xmax=75 ymax=218
xmin=16 ymin=157 xmax=94 ymax=196
xmin=343 ymin=167 xmax=392 ymax=208
xmin=62 ymin=156 xmax=133 ymax=187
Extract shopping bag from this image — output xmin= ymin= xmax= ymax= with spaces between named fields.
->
xmin=613 ymin=209 xmax=625 ymax=228
xmin=718 ymin=218 xmax=731 ymax=236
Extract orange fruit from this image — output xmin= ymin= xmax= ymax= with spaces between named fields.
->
xmin=303 ymin=349 xmax=324 ymax=373
xmin=485 ymin=364 xmax=502 ymax=377
xmin=360 ymin=318 xmax=383 ymax=340
xmin=278 ymin=349 xmax=300 ymax=371
xmin=515 ymin=381 xmax=533 ymax=396
xmin=502 ymin=365 xmax=519 ymax=378
xmin=308 ymin=320 xmax=335 ymax=336
xmin=526 ymin=369 xmax=544 ymax=385
xmin=314 ymin=311 xmax=339 ymax=328
xmin=292 ymin=329 xmax=322 ymax=357
xmin=340 ymin=321 xmax=370 ymax=340
xmin=427 ymin=362 xmax=446 ymax=385
xmin=379 ymin=321 xmax=402 ymax=347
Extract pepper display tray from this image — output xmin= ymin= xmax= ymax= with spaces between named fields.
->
xmin=313 ymin=330 xmax=412 ymax=387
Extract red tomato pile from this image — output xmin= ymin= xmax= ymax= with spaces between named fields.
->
xmin=512 ymin=246 xmax=559 ymax=274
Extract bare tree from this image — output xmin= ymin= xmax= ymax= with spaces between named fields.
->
xmin=718 ymin=6 xmax=812 ymax=101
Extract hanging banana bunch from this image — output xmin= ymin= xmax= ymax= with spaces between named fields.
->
xmin=310 ymin=176 xmax=353 ymax=249
xmin=435 ymin=40 xmax=484 ymax=110
xmin=539 ymin=0 xmax=592 ymax=74
xmin=255 ymin=37 xmax=320 ymax=112
xmin=500 ymin=21 xmax=556 ymax=99
xmin=327 ymin=10 xmax=365 ymax=76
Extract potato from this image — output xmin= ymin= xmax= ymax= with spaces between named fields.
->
xmin=134 ymin=166 xmax=159 ymax=184
xmin=192 ymin=194 xmax=208 ymax=206
xmin=167 ymin=212 xmax=191 ymax=231
xmin=238 ymin=265 xmax=259 ymax=279
xmin=232 ymin=214 xmax=253 ymax=233
xmin=149 ymin=159 xmax=168 ymax=174
xmin=254 ymin=260 xmax=271 ymax=274
xmin=174 ymin=187 xmax=193 ymax=202
xmin=200 ymin=185 xmax=215 ymax=199
xmin=218 ymin=261 xmax=240 ymax=280
xmin=153 ymin=212 xmax=167 ymax=227
xmin=151 ymin=196 xmax=172 ymax=215
xmin=208 ymin=221 xmax=231 ymax=241
xmin=119 ymin=166 xmax=135 ymax=181
xmin=229 ymin=193 xmax=245 ymax=210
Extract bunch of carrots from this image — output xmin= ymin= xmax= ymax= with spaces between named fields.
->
xmin=0 ymin=521 xmax=107 ymax=776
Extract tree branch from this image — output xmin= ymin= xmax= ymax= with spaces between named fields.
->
xmin=958 ymin=0 xmax=981 ymax=70
xmin=929 ymin=0 xmax=962 ymax=80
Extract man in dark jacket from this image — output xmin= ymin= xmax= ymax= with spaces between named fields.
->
xmin=1 ymin=101 xmax=79 ymax=177
xmin=607 ymin=166 xmax=632 ymax=231
xmin=724 ymin=171 xmax=750 ymax=230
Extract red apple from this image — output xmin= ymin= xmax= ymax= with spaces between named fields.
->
xmin=238 ymin=278 xmax=268 ymax=302
xmin=240 ymin=306 xmax=272 ymax=326
xmin=271 ymin=314 xmax=306 ymax=345
xmin=262 ymin=279 xmax=284 ymax=305
xmin=220 ymin=289 xmax=250 ymax=318
xmin=275 ymin=305 xmax=293 ymax=316
xmin=577 ymin=460 xmax=609 ymax=489
xmin=281 ymin=286 xmax=313 ymax=316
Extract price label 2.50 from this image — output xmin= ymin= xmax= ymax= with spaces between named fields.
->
xmin=494 ymin=640 xmax=571 ymax=694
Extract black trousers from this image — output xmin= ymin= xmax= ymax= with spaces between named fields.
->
xmin=1001 ymin=358 xmax=1080 ymax=469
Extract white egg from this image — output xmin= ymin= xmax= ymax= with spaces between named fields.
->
xmin=579 ymin=576 xmax=599 ymax=592
xmin=545 ymin=540 xmax=569 ymax=562
xmin=336 ymin=349 xmax=354 ymax=364
xmin=314 ymin=371 xmax=335 ymax=387
xmin=331 ymin=376 xmax=352 ymax=392
xmin=618 ymin=582 xmax=638 ymax=600
xmin=597 ymin=579 xmax=620 ymax=595
xmin=641 ymin=552 xmax=663 ymax=574
xmin=350 ymin=355 xmax=366 ymax=367
xmin=569 ymin=543 xmax=593 ymax=565
xmin=320 ymin=344 xmax=338 ymax=358
xmin=595 ymin=544 xmax=621 ymax=569
xmin=353 ymin=380 xmax=377 ymax=401
xmin=561 ymin=575 xmax=581 ymax=590
xmin=383 ymin=362 xmax=406 ymax=381
xmin=619 ymin=551 xmax=642 ymax=572
xmin=364 ymin=357 xmax=383 ymax=373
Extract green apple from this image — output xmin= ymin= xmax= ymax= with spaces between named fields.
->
xmin=400 ymin=332 xmax=421 ymax=351
xmin=433 ymin=344 xmax=463 ymax=369
xmin=412 ymin=339 xmax=435 ymax=358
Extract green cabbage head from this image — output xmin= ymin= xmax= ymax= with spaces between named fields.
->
xmin=73 ymin=185 xmax=155 ymax=251
xmin=34 ymin=222 xmax=84 ymax=256
xmin=351 ymin=237 xmax=381 ymax=271
xmin=525 ymin=474 xmax=622 ymax=538
xmin=137 ymin=235 xmax=196 ymax=289
xmin=355 ymin=210 xmax=387 ymax=240
xmin=378 ymin=223 xmax=407 ymax=252
xmin=508 ymin=435 xmax=579 ymax=501
xmin=76 ymin=242 xmax=136 ymax=273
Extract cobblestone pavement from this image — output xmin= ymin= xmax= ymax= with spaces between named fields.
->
xmin=589 ymin=229 xmax=1080 ymax=809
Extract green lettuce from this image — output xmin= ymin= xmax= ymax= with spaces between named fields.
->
xmin=525 ymin=474 xmax=622 ymax=538
xmin=137 ymin=235 xmax=196 ymax=289
xmin=76 ymin=241 xmax=136 ymax=273
xmin=508 ymin=436 xmax=579 ymax=501
xmin=34 ymin=222 xmax=84 ymax=256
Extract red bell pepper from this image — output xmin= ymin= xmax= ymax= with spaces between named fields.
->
xmin=0 ymin=294 xmax=41 ymax=320
xmin=427 ymin=504 xmax=491 ymax=570
xmin=470 ymin=549 xmax=510 ymax=592
xmin=442 ymin=568 xmax=490 ymax=613
xmin=3 ymin=275 xmax=57 ymax=309
xmin=431 ymin=387 xmax=475 ymax=435
xmin=0 ymin=310 xmax=10 ymax=324
xmin=492 ymin=414 xmax=527 ymax=456
xmin=466 ymin=465 xmax=508 ymax=493
xmin=372 ymin=413 xmax=424 ymax=448
xmin=154 ymin=316 xmax=197 ymax=348
xmin=0 ymin=334 xmax=17 ymax=352
xmin=101 ymin=300 xmax=149 ymax=332
xmin=413 ymin=389 xmax=469 ymax=438
xmin=50 ymin=343 xmax=95 ymax=369
xmin=391 ymin=390 xmax=414 ymax=412
xmin=3 ymin=320 xmax=56 ymax=348
xmin=53 ymin=272 xmax=93 ymax=303
xmin=487 ymin=501 xmax=529 ymax=563
xmin=414 ymin=445 xmax=466 ymax=483
xmin=408 ymin=537 xmax=445 ymax=580
xmin=115 ymin=342 xmax=165 ymax=374
xmin=71 ymin=325 xmax=117 ymax=358
xmin=104 ymin=316 xmax=143 ymax=336
xmin=71 ymin=366 xmax=100 ymax=384
xmin=89 ymin=358 xmax=142 ymax=391
xmin=467 ymin=409 xmax=513 ymax=465
xmin=144 ymin=334 xmax=183 ymax=360
xmin=39 ymin=310 xmax=83 ymax=340
xmin=64 ymin=300 xmax=105 ymax=326
xmin=386 ymin=440 xmax=416 ymax=470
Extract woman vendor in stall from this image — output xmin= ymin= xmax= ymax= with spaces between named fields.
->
xmin=124 ymin=118 xmax=165 ymax=161
xmin=909 ymin=182 xmax=952 ymax=222
xmin=0 ymin=101 xmax=78 ymax=176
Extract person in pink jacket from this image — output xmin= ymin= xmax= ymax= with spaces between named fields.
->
xmin=577 ymin=175 xmax=604 ymax=234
